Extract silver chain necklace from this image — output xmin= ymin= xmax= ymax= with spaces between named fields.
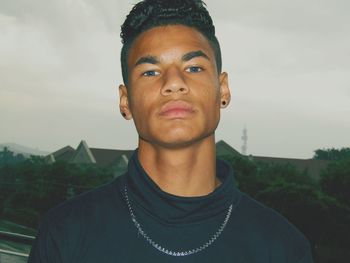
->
xmin=124 ymin=185 xmax=233 ymax=257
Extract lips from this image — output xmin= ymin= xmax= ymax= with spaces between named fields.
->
xmin=159 ymin=100 xmax=195 ymax=118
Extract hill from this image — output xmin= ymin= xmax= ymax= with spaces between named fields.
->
xmin=0 ymin=143 xmax=49 ymax=157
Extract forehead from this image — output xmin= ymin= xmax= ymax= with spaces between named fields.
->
xmin=128 ymin=25 xmax=215 ymax=65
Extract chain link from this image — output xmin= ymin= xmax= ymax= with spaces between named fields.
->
xmin=124 ymin=185 xmax=233 ymax=257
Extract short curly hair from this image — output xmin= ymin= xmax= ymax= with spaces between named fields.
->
xmin=120 ymin=0 xmax=222 ymax=87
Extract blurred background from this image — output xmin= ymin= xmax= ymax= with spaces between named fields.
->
xmin=0 ymin=0 xmax=349 ymax=158
xmin=0 ymin=0 xmax=349 ymax=262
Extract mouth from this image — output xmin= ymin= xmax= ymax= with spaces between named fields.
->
xmin=159 ymin=100 xmax=195 ymax=119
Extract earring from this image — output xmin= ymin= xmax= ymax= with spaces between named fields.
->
xmin=122 ymin=112 xmax=127 ymax=117
xmin=221 ymin=101 xmax=227 ymax=106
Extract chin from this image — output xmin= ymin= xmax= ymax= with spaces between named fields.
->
xmin=154 ymin=132 xmax=215 ymax=149
xmin=162 ymin=137 xmax=196 ymax=148
xmin=138 ymin=123 xmax=217 ymax=149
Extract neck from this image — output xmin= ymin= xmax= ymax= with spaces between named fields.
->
xmin=138 ymin=135 xmax=219 ymax=197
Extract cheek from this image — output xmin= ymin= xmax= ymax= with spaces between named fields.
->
xmin=197 ymin=82 xmax=221 ymax=107
xmin=202 ymin=86 xmax=221 ymax=122
xmin=130 ymin=94 xmax=156 ymax=127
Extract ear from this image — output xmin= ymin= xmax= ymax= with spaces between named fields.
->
xmin=119 ymin=84 xmax=133 ymax=120
xmin=219 ymin=72 xmax=231 ymax=108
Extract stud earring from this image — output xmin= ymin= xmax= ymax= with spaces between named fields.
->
xmin=122 ymin=112 xmax=127 ymax=117
xmin=221 ymin=101 xmax=227 ymax=106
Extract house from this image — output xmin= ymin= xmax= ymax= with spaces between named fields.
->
xmin=216 ymin=140 xmax=329 ymax=179
xmin=47 ymin=140 xmax=329 ymax=179
xmin=46 ymin=141 xmax=133 ymax=177
xmin=250 ymin=155 xmax=329 ymax=180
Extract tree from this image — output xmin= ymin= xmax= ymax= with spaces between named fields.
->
xmin=314 ymin=147 xmax=350 ymax=161
xmin=256 ymin=181 xmax=350 ymax=248
xmin=320 ymin=157 xmax=350 ymax=206
xmin=220 ymin=153 xmax=350 ymax=250
xmin=0 ymin=147 xmax=14 ymax=165
xmin=0 ymin=157 xmax=115 ymax=228
xmin=0 ymin=147 xmax=26 ymax=165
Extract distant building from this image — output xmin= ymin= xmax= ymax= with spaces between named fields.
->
xmin=251 ymin=155 xmax=328 ymax=180
xmin=215 ymin=140 xmax=328 ymax=180
xmin=241 ymin=126 xmax=248 ymax=155
xmin=46 ymin=140 xmax=133 ymax=177
xmin=47 ymin=140 xmax=329 ymax=180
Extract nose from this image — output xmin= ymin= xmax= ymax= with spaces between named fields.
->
xmin=161 ymin=67 xmax=189 ymax=96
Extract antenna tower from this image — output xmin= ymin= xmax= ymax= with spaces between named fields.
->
xmin=241 ymin=126 xmax=248 ymax=155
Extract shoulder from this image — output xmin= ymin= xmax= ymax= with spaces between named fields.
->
xmin=38 ymin=174 xmax=128 ymax=242
xmin=235 ymin=193 xmax=312 ymax=262
xmin=29 ymin=175 xmax=128 ymax=262
xmin=45 ymin=174 xmax=126 ymax=224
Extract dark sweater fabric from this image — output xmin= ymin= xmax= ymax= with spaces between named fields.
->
xmin=28 ymin=151 xmax=313 ymax=263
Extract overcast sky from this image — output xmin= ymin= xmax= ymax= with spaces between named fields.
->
xmin=1 ymin=0 xmax=349 ymax=158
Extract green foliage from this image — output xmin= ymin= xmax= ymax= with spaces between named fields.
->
xmin=0 ymin=153 xmax=115 ymax=228
xmin=314 ymin=147 xmax=350 ymax=161
xmin=320 ymin=157 xmax=350 ymax=248
xmin=220 ymin=153 xmax=350 ymax=249
xmin=0 ymin=147 xmax=26 ymax=165
xmin=320 ymin=157 xmax=350 ymax=206
xmin=256 ymin=182 xmax=350 ymax=247
xmin=1 ymin=148 xmax=350 ymax=252
xmin=3 ymin=207 xmax=40 ymax=228
xmin=219 ymin=154 xmax=258 ymax=192
xmin=220 ymin=154 xmax=317 ymax=197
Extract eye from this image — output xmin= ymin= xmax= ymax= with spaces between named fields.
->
xmin=185 ymin=66 xmax=203 ymax=73
xmin=142 ymin=70 xmax=160 ymax=77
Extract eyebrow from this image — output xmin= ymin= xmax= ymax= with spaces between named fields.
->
xmin=134 ymin=50 xmax=210 ymax=67
xmin=134 ymin=55 xmax=160 ymax=67
xmin=182 ymin=50 xmax=210 ymax=62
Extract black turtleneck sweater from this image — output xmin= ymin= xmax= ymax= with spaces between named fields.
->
xmin=28 ymin=151 xmax=313 ymax=263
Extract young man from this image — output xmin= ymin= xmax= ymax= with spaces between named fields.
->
xmin=29 ymin=0 xmax=313 ymax=262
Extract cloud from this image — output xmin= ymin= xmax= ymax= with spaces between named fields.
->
xmin=0 ymin=0 xmax=123 ymax=99
xmin=208 ymin=0 xmax=350 ymax=35
xmin=0 ymin=0 xmax=349 ymax=157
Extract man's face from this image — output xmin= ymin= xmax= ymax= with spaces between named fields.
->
xmin=119 ymin=25 xmax=230 ymax=148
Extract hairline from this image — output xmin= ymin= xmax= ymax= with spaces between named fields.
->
xmin=121 ymin=23 xmax=222 ymax=89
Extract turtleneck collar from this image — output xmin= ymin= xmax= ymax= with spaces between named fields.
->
xmin=126 ymin=150 xmax=241 ymax=225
